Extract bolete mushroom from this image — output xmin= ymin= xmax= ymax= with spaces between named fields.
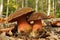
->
xmin=51 ymin=19 xmax=60 ymax=27
xmin=48 ymin=14 xmax=60 ymax=27
xmin=28 ymin=12 xmax=49 ymax=38
xmin=28 ymin=12 xmax=49 ymax=31
xmin=8 ymin=7 xmax=34 ymax=34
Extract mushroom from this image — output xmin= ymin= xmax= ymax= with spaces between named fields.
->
xmin=8 ymin=7 xmax=34 ymax=34
xmin=51 ymin=20 xmax=60 ymax=27
xmin=28 ymin=12 xmax=49 ymax=38
xmin=48 ymin=14 xmax=60 ymax=27
xmin=28 ymin=12 xmax=49 ymax=31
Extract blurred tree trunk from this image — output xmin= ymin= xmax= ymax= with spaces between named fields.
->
xmin=22 ymin=0 xmax=24 ymax=8
xmin=53 ymin=0 xmax=55 ymax=14
xmin=0 ymin=0 xmax=3 ymax=17
xmin=41 ymin=0 xmax=43 ymax=12
xmin=16 ymin=0 xmax=18 ymax=9
xmin=25 ymin=0 xmax=28 ymax=7
xmin=35 ymin=0 xmax=39 ymax=12
xmin=6 ymin=0 xmax=9 ymax=18
xmin=15 ymin=0 xmax=21 ymax=9
xmin=55 ymin=0 xmax=57 ymax=14
xmin=47 ymin=0 xmax=51 ymax=16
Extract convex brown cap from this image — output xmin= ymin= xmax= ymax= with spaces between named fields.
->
xmin=8 ymin=7 xmax=34 ymax=22
xmin=28 ymin=12 xmax=49 ymax=21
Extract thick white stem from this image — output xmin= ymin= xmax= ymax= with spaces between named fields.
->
xmin=35 ymin=0 xmax=39 ymax=12
xmin=47 ymin=0 xmax=51 ymax=16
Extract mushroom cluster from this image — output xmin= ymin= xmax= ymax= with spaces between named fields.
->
xmin=8 ymin=7 xmax=34 ymax=35
xmin=8 ymin=7 xmax=49 ymax=38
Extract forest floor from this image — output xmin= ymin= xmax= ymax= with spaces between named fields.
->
xmin=0 ymin=26 xmax=60 ymax=40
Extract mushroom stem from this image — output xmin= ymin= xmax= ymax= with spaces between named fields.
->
xmin=32 ymin=20 xmax=43 ymax=32
xmin=30 ymin=20 xmax=43 ymax=38
xmin=17 ymin=16 xmax=32 ymax=34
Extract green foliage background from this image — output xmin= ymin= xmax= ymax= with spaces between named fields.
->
xmin=2 ymin=0 xmax=60 ymax=18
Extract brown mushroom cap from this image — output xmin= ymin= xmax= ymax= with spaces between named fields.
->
xmin=28 ymin=12 xmax=49 ymax=21
xmin=8 ymin=7 xmax=34 ymax=22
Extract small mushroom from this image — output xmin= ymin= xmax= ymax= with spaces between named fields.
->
xmin=51 ymin=20 xmax=60 ymax=27
xmin=28 ymin=12 xmax=49 ymax=38
xmin=48 ymin=14 xmax=60 ymax=27
xmin=8 ymin=7 xmax=34 ymax=34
